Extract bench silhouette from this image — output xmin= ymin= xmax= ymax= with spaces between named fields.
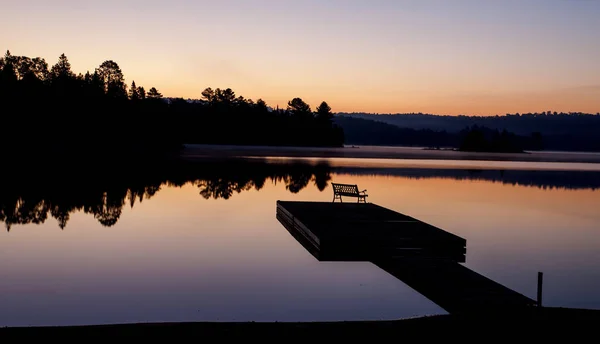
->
xmin=332 ymin=183 xmax=368 ymax=203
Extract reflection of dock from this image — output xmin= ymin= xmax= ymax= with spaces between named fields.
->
xmin=276 ymin=201 xmax=536 ymax=315
xmin=373 ymin=259 xmax=535 ymax=314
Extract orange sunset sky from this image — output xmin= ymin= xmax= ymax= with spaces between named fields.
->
xmin=2 ymin=0 xmax=599 ymax=115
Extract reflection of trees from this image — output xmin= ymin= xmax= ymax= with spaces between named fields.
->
xmin=0 ymin=198 xmax=49 ymax=230
xmin=283 ymin=171 xmax=312 ymax=193
xmin=198 ymin=179 xmax=251 ymax=200
xmin=313 ymin=163 xmax=333 ymax=191
xmin=0 ymin=159 xmax=332 ymax=231
xmin=195 ymin=162 xmax=331 ymax=200
xmin=336 ymin=168 xmax=600 ymax=191
xmin=85 ymin=191 xmax=126 ymax=227
xmin=50 ymin=205 xmax=70 ymax=229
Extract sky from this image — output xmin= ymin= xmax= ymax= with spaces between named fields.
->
xmin=2 ymin=0 xmax=599 ymax=115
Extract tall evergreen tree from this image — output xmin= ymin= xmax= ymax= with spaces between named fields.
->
xmin=50 ymin=53 xmax=74 ymax=81
xmin=315 ymin=101 xmax=333 ymax=124
xmin=138 ymin=86 xmax=146 ymax=100
xmin=129 ymin=80 xmax=140 ymax=100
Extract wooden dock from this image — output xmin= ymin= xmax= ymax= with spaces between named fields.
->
xmin=276 ymin=201 xmax=536 ymax=315
xmin=277 ymin=201 xmax=466 ymax=262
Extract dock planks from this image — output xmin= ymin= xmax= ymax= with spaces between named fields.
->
xmin=276 ymin=201 xmax=536 ymax=314
xmin=277 ymin=201 xmax=466 ymax=262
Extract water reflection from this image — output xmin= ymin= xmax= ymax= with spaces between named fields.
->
xmin=0 ymin=159 xmax=332 ymax=231
xmin=336 ymin=167 xmax=600 ymax=190
xmin=2 ymin=157 xmax=600 ymax=231
xmin=1 ymin=157 xmax=599 ymax=325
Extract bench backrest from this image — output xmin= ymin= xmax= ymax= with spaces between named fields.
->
xmin=332 ymin=183 xmax=359 ymax=196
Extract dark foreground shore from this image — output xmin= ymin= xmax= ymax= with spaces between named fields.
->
xmin=2 ymin=307 xmax=599 ymax=341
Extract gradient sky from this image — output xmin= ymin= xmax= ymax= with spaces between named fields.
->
xmin=2 ymin=0 xmax=599 ymax=115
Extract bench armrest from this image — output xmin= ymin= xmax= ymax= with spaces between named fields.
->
xmin=360 ymin=189 xmax=367 ymax=193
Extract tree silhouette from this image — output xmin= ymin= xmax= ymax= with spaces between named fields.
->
xmin=316 ymin=101 xmax=333 ymax=124
xmin=256 ymin=98 xmax=268 ymax=111
xmin=11 ymin=56 xmax=49 ymax=82
xmin=216 ymin=88 xmax=236 ymax=104
xmin=129 ymin=80 xmax=140 ymax=100
xmin=1 ymin=50 xmax=345 ymax=151
xmin=0 ymin=50 xmax=9 ymax=68
xmin=147 ymin=87 xmax=162 ymax=99
xmin=458 ymin=126 xmax=524 ymax=153
xmin=138 ymin=86 xmax=146 ymax=100
xmin=97 ymin=60 xmax=127 ymax=99
xmin=287 ymin=98 xmax=312 ymax=117
xmin=0 ymin=56 xmax=18 ymax=85
xmin=201 ymin=87 xmax=215 ymax=103
xmin=50 ymin=53 xmax=74 ymax=81
xmin=89 ymin=70 xmax=105 ymax=97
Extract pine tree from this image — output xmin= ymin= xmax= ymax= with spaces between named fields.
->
xmin=129 ymin=80 xmax=140 ymax=100
xmin=138 ymin=86 xmax=146 ymax=100
xmin=50 ymin=53 xmax=74 ymax=80
xmin=147 ymin=87 xmax=162 ymax=99
xmin=316 ymin=101 xmax=333 ymax=124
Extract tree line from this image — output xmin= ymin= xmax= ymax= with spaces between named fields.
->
xmin=336 ymin=116 xmax=544 ymax=151
xmin=457 ymin=126 xmax=540 ymax=153
xmin=339 ymin=112 xmax=600 ymax=151
xmin=0 ymin=51 xmax=344 ymax=157
xmin=339 ymin=111 xmax=600 ymax=136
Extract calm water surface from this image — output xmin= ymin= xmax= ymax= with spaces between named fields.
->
xmin=1 ymin=157 xmax=599 ymax=326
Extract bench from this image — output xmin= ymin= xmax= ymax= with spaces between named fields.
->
xmin=332 ymin=183 xmax=368 ymax=203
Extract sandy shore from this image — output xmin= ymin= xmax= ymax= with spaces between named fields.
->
xmin=181 ymin=144 xmax=600 ymax=164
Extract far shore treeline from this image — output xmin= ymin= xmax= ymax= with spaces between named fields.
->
xmin=0 ymin=51 xmax=344 ymax=156
xmin=3 ymin=50 xmax=597 ymax=155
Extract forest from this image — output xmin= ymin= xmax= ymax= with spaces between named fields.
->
xmin=336 ymin=116 xmax=544 ymax=152
xmin=0 ymin=50 xmax=344 ymax=158
xmin=337 ymin=111 xmax=600 ymax=151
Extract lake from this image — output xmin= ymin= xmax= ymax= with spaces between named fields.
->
xmin=1 ymin=156 xmax=599 ymax=326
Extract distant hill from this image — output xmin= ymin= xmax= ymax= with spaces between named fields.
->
xmin=334 ymin=116 xmax=544 ymax=152
xmin=338 ymin=112 xmax=600 ymax=135
xmin=334 ymin=116 xmax=457 ymax=147
xmin=334 ymin=112 xmax=600 ymax=151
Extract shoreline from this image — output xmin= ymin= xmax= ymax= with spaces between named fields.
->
xmin=181 ymin=144 xmax=600 ymax=164
xmin=2 ymin=308 xmax=600 ymax=340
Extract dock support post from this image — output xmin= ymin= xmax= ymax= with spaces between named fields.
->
xmin=537 ymin=272 xmax=543 ymax=307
